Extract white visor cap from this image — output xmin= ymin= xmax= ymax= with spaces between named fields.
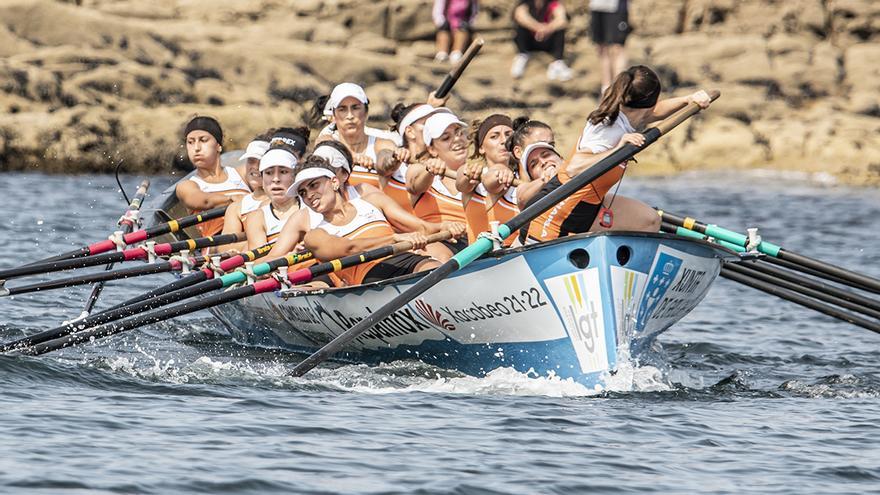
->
xmin=520 ymin=142 xmax=562 ymax=179
xmin=240 ymin=140 xmax=270 ymax=162
xmin=313 ymin=145 xmax=351 ymax=173
xmin=287 ymin=167 xmax=337 ymax=199
xmin=323 ymin=83 xmax=369 ymax=117
xmin=259 ymin=148 xmax=298 ymax=173
xmin=398 ymin=105 xmax=455 ymax=141
xmin=423 ymin=112 xmax=467 ymax=147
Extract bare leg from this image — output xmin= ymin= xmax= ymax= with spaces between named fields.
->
xmin=415 ymin=258 xmax=442 ymax=272
xmin=588 ymin=196 xmax=660 ymax=233
xmin=435 ymin=30 xmax=451 ymax=55
xmin=597 ymin=44 xmax=613 ymax=94
xmin=608 ymin=43 xmax=628 ymax=80
xmin=424 ymin=241 xmax=454 ymax=262
xmin=451 ymin=29 xmax=469 ymax=54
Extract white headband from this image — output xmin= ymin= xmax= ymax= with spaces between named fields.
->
xmin=398 ymin=104 xmax=435 ymax=140
xmin=240 ymin=140 xmax=270 ymax=162
xmin=259 ymin=148 xmax=298 ymax=173
xmin=323 ymin=83 xmax=369 ymax=117
xmin=520 ymin=142 xmax=561 ymax=179
xmin=423 ymin=112 xmax=466 ymax=147
xmin=313 ymin=146 xmax=351 ymax=173
xmin=288 ymin=167 xmax=337 ymax=199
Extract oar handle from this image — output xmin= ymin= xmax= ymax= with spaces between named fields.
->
xmin=440 ymin=168 xmax=522 ymax=187
xmin=391 ymin=231 xmax=453 ymax=254
xmin=435 ymin=38 xmax=484 ymax=99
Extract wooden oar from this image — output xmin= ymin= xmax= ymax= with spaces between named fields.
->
xmin=81 ymin=179 xmax=151 ymax=317
xmin=659 ymin=210 xmax=880 ymax=294
xmin=435 ymin=38 xmax=484 ymax=99
xmin=14 ymin=206 xmax=228 ymax=268
xmin=0 ymin=252 xmax=230 ymax=298
xmin=288 ymin=93 xmax=720 ymax=377
xmin=101 ymin=242 xmax=278 ymax=313
xmin=18 ymin=232 xmax=452 ymax=356
xmin=0 ymin=233 xmax=243 ymax=281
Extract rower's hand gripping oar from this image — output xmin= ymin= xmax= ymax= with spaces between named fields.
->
xmin=288 ymin=91 xmax=721 ymax=377
xmin=3 ymin=206 xmax=229 ymax=274
xmin=434 ymin=38 xmax=484 ymax=99
xmin=18 ymin=232 xmax=453 ymax=356
xmin=0 ymin=232 xmax=243 ymax=282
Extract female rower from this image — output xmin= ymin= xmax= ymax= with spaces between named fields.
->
xmin=267 ymin=156 xmax=465 ymax=286
xmin=312 ymin=140 xmax=380 ymax=200
xmin=457 ymin=114 xmax=518 ymax=245
xmin=504 ymin=118 xmax=557 ymax=208
xmin=406 ymin=111 xmax=471 ymax=258
xmin=175 ymin=116 xmax=251 ymax=236
xmin=243 ymin=147 xmax=300 ymax=250
xmin=219 ymin=135 xmax=271 ymax=251
xmin=313 ymin=83 xmax=401 ymax=188
xmin=521 ymin=65 xmax=712 ymax=244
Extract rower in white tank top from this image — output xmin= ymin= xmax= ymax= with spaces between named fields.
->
xmin=261 ymin=204 xmax=288 ymax=242
xmin=238 ymin=193 xmax=263 ymax=219
xmin=312 ymin=198 xmax=390 ymax=238
xmin=305 ymin=184 xmax=361 ymax=228
xmin=189 ymin=166 xmax=250 ymax=193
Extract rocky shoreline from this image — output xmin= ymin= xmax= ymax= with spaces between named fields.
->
xmin=0 ymin=0 xmax=877 ymax=184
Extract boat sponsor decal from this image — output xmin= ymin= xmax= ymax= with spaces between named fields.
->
xmin=636 ymin=245 xmax=721 ymax=335
xmin=544 ymin=268 xmax=609 ymax=373
xmin=415 ymin=299 xmax=456 ymax=331
xmin=610 ymin=266 xmax=647 ymax=348
xmin=416 ymin=256 xmax=565 ymax=343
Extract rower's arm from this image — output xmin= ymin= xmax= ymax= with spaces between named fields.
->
xmin=516 ymin=179 xmax=549 ymax=210
xmin=481 ymin=164 xmax=516 ymax=196
xmin=565 ymin=132 xmax=644 ymax=177
xmin=221 ymin=202 xmax=244 ymax=235
xmin=264 ymin=211 xmax=308 ymax=261
xmin=650 ymin=96 xmax=690 ymax=122
xmin=175 ymin=181 xmax=244 ymax=210
xmin=374 ymin=140 xmax=402 ymax=177
xmin=243 ymin=210 xmax=268 ymax=251
xmin=303 ymin=228 xmax=394 ymax=261
xmin=405 ymin=162 xmax=434 ymax=198
xmin=364 ymin=192 xmax=429 ymax=234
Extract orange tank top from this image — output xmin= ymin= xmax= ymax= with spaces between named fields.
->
xmin=412 ymin=175 xmax=467 ymax=225
xmin=313 ymin=198 xmax=396 ymax=286
xmin=487 ymin=187 xmax=519 ymax=246
xmin=380 ymin=163 xmax=415 ymax=214
xmin=524 ymin=164 xmax=626 ymax=243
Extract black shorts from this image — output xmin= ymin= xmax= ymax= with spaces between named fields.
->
xmin=590 ymin=9 xmax=631 ymax=45
xmin=440 ymin=238 xmax=468 ymax=255
xmin=363 ymin=253 xmax=433 ymax=283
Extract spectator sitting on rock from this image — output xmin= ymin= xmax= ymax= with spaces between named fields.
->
xmin=511 ymin=0 xmax=572 ymax=81
xmin=433 ymin=0 xmax=478 ymax=63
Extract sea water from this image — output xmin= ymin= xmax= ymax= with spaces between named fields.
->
xmin=0 ymin=172 xmax=878 ymax=494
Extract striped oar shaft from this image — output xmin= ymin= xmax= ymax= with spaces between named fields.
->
xmin=102 ymin=242 xmax=277 ymax=313
xmin=16 ymin=206 xmax=229 ymax=268
xmin=82 ymin=179 xmax=153 ymax=315
xmin=23 ymin=279 xmax=283 ymax=356
xmin=288 ymin=93 xmax=721 ymax=377
xmin=725 ymin=263 xmax=880 ymax=321
xmin=0 ymin=252 xmax=226 ymax=298
xmin=0 ymin=233 xmax=243 ymax=281
xmin=659 ymin=210 xmax=880 ymax=293
xmin=720 ymin=267 xmax=880 ymax=334
xmin=659 ymin=222 xmax=744 ymax=252
xmin=22 ymin=234 xmax=451 ymax=355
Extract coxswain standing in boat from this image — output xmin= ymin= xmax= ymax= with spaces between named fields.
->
xmin=219 ymin=134 xmax=271 ymax=252
xmin=521 ymin=65 xmax=712 ymax=243
xmin=243 ymin=147 xmax=300 ymax=250
xmin=175 ymin=116 xmax=251 ymax=236
xmin=406 ymin=111 xmax=472 ymax=260
xmin=270 ymin=156 xmax=465 ymax=287
xmin=313 ymin=83 xmax=402 ymax=189
xmin=457 ymin=114 xmax=519 ymax=246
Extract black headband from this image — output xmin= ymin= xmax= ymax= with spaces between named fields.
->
xmin=269 ymin=132 xmax=308 ymax=157
xmin=477 ymin=114 xmax=513 ymax=147
xmin=184 ymin=116 xmax=223 ymax=145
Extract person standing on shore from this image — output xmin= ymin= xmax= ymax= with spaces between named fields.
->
xmin=590 ymin=0 xmax=631 ymax=95
xmin=433 ymin=0 xmax=478 ymax=64
xmin=511 ymin=0 xmax=573 ymax=81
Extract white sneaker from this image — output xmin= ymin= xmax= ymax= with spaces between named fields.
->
xmin=449 ymin=51 xmax=462 ymax=64
xmin=434 ymin=51 xmax=449 ymax=63
xmin=547 ymin=60 xmax=573 ymax=82
xmin=511 ymin=53 xmax=529 ymax=79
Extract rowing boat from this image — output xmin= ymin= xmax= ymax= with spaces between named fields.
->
xmin=147 ymin=160 xmax=737 ymax=388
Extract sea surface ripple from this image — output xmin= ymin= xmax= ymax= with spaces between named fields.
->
xmin=1 ymin=171 xmax=879 ymax=494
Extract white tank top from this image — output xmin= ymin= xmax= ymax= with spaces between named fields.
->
xmin=305 ymin=184 xmax=361 ymax=227
xmin=261 ymin=204 xmax=288 ymax=238
xmin=189 ymin=166 xmax=250 ymax=193
xmin=239 ymin=193 xmax=263 ymax=218
xmin=348 ymin=135 xmax=378 ymax=176
xmin=314 ymin=198 xmax=389 ymax=238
